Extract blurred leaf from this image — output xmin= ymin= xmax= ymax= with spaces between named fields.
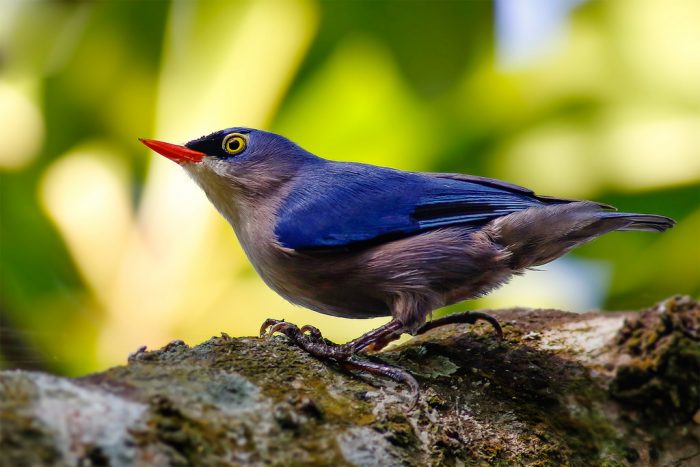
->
xmin=1 ymin=0 xmax=698 ymax=376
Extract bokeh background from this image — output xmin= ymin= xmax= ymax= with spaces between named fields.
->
xmin=1 ymin=0 xmax=699 ymax=377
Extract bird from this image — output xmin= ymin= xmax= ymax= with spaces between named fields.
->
xmin=141 ymin=127 xmax=675 ymax=406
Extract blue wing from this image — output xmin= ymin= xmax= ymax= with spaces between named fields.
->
xmin=274 ymin=162 xmax=556 ymax=250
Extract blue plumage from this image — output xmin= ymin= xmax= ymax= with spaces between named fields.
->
xmin=274 ymin=162 xmax=547 ymax=250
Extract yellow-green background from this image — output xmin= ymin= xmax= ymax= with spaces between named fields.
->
xmin=1 ymin=0 xmax=699 ymax=376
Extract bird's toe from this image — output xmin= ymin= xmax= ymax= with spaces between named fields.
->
xmin=300 ymin=324 xmax=323 ymax=341
xmin=259 ymin=318 xmax=286 ymax=337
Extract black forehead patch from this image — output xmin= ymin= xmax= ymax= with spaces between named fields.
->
xmin=185 ymin=128 xmax=252 ymax=155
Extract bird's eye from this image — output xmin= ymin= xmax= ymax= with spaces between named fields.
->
xmin=222 ymin=133 xmax=247 ymax=155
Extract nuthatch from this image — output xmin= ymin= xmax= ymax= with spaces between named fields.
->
xmin=141 ymin=128 xmax=674 ymax=405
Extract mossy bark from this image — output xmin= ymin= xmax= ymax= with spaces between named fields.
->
xmin=1 ymin=296 xmax=698 ymax=466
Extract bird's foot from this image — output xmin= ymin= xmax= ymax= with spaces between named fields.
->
xmin=258 ymin=311 xmax=501 ymax=410
xmin=259 ymin=318 xmax=419 ymax=409
xmin=260 ymin=319 xmax=351 ymax=360
xmin=415 ymin=310 xmax=503 ymax=340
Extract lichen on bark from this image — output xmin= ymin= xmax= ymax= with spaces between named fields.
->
xmin=1 ymin=296 xmax=698 ymax=466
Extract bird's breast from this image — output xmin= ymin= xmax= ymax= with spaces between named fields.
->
xmin=232 ymin=203 xmax=304 ymax=298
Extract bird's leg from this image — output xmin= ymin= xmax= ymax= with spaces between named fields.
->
xmin=414 ymin=310 xmax=503 ymax=340
xmin=343 ymin=319 xmax=405 ymax=352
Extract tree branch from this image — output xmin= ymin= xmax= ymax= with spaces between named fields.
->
xmin=1 ymin=296 xmax=698 ymax=466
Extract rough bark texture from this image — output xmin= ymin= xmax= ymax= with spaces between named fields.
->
xmin=1 ymin=296 xmax=699 ymax=466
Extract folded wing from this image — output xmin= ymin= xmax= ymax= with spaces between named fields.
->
xmin=274 ymin=163 xmax=573 ymax=251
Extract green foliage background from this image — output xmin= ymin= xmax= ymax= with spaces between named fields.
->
xmin=1 ymin=0 xmax=698 ymax=376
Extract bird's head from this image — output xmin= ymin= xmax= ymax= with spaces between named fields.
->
xmin=141 ymin=128 xmax=318 ymax=203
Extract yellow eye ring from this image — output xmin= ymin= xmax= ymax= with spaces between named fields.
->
xmin=222 ymin=133 xmax=247 ymax=155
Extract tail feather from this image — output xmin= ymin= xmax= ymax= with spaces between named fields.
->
xmin=485 ymin=202 xmax=675 ymax=269
xmin=598 ymin=212 xmax=676 ymax=232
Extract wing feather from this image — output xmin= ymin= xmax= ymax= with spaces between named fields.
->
xmin=274 ymin=162 xmax=556 ymax=250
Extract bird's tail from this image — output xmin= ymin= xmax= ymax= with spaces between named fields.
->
xmin=603 ymin=212 xmax=676 ymax=232
xmin=484 ymin=201 xmax=675 ymax=270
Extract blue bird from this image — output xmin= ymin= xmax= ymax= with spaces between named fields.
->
xmin=141 ymin=128 xmax=675 ymax=405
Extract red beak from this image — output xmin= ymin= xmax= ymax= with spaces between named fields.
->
xmin=139 ymin=138 xmax=206 ymax=164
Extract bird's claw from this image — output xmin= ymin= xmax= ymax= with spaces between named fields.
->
xmin=415 ymin=310 xmax=504 ymax=341
xmin=259 ymin=318 xmax=284 ymax=337
xmin=260 ymin=319 xmax=325 ymax=342
xmin=269 ymin=321 xmax=295 ymax=336
xmin=476 ymin=311 xmax=504 ymax=340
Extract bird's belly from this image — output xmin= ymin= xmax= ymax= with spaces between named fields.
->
xmin=277 ymin=283 xmax=391 ymax=319
xmin=244 ymin=244 xmax=391 ymax=319
xmin=262 ymin=269 xmax=391 ymax=319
